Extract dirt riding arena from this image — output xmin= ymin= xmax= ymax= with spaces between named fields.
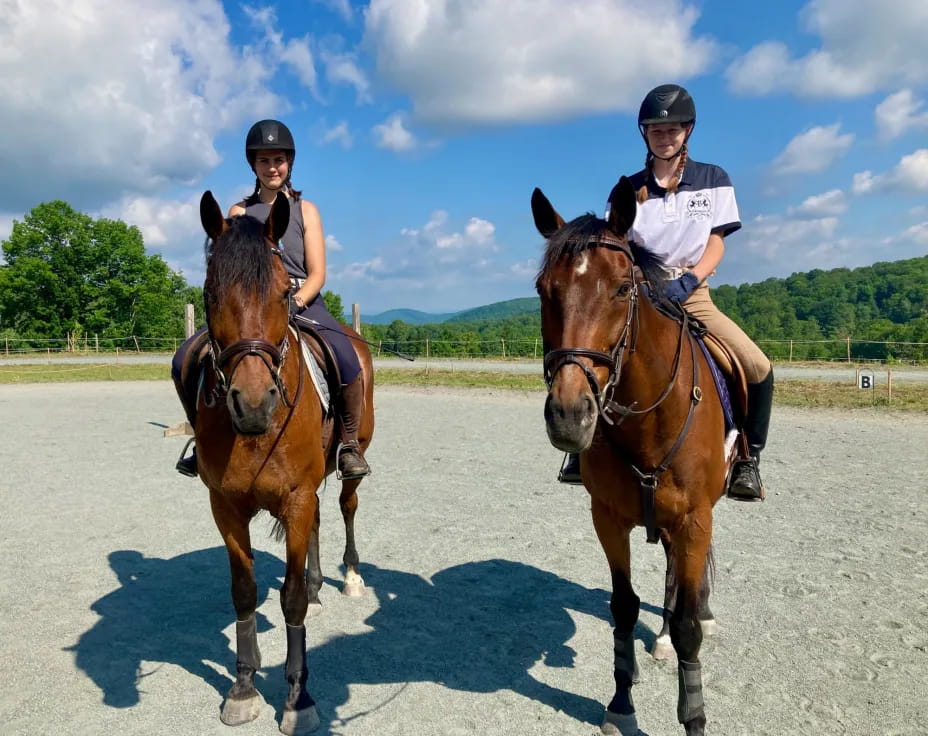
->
xmin=1 ymin=382 xmax=926 ymax=736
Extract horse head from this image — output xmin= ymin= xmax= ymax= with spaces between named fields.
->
xmin=533 ymin=176 xmax=639 ymax=452
xmin=201 ymin=190 xmax=292 ymax=435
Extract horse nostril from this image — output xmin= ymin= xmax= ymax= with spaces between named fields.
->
xmin=268 ymin=386 xmax=278 ymax=397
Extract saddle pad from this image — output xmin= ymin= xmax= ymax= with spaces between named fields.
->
xmin=294 ymin=326 xmax=330 ymax=414
xmin=697 ymin=337 xmax=735 ymax=433
xmin=701 ymin=333 xmax=748 ymax=417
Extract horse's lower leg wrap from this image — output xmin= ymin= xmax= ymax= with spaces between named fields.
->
xmin=607 ymin=631 xmax=636 ymax=714
xmin=235 ymin=616 xmax=261 ymax=672
xmin=677 ymin=659 xmax=705 ymax=724
xmin=285 ymin=624 xmax=307 ymax=685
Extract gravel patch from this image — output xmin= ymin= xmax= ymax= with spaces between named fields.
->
xmin=0 ymin=382 xmax=925 ymax=735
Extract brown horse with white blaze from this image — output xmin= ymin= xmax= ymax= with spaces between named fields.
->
xmin=533 ymin=177 xmax=727 ymax=736
xmin=187 ymin=191 xmax=374 ymax=734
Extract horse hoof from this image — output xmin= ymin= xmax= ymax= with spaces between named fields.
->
xmin=652 ymin=634 xmax=675 ymax=661
xmin=601 ymin=709 xmax=640 ymax=735
xmin=342 ymin=570 xmax=365 ymax=597
xmin=220 ymin=693 xmax=264 ymax=726
xmin=279 ymin=704 xmax=320 ymax=734
xmin=306 ymin=601 xmax=324 ymax=619
xmin=699 ymin=618 xmax=718 ymax=636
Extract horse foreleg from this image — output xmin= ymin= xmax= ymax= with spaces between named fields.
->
xmin=339 ymin=477 xmax=365 ymax=597
xmin=655 ymin=534 xmax=716 ymax=660
xmin=592 ymin=500 xmax=640 ymax=736
xmin=669 ymin=508 xmax=713 ymax=736
xmin=210 ymin=490 xmax=264 ymax=727
xmin=279 ymin=496 xmax=321 ymax=735
xmin=304 ymin=500 xmax=323 ymax=618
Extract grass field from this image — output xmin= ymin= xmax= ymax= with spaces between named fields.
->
xmin=1 ymin=363 xmax=926 ymax=411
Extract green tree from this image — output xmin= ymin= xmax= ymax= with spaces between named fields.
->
xmin=322 ymin=290 xmax=345 ymax=323
xmin=0 ymin=200 xmax=192 ymax=341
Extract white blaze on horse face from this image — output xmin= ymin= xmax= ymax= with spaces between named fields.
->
xmin=574 ymin=253 xmax=589 ymax=276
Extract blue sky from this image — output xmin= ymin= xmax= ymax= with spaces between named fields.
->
xmin=2 ymin=0 xmax=927 ymax=314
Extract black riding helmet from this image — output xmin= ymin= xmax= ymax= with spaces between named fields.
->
xmin=245 ymin=119 xmax=296 ymax=172
xmin=638 ymin=84 xmax=695 ymax=160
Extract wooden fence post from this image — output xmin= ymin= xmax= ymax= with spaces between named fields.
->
xmin=95 ymin=334 xmax=99 ymax=353
xmin=501 ymin=338 xmax=506 ymax=358
xmin=888 ymin=369 xmax=893 ymax=402
xmin=534 ymin=338 xmax=538 ymax=359
xmin=133 ymin=336 xmax=141 ymax=353
xmin=352 ymin=303 xmax=361 ymax=335
xmin=425 ymin=339 xmax=430 ymax=375
xmin=789 ymin=340 xmax=793 ymax=362
xmin=185 ymin=303 xmax=195 ymax=339
xmin=846 ymin=336 xmax=851 ymax=362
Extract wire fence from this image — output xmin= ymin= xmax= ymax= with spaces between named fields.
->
xmin=3 ymin=335 xmax=927 ymax=364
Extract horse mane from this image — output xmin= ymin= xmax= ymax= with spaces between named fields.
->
xmin=538 ymin=213 xmax=669 ymax=298
xmin=203 ymin=215 xmax=276 ymax=302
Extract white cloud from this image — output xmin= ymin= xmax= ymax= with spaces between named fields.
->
xmin=0 ymin=0 xmax=283 ymax=212
xmin=244 ymin=6 xmax=319 ymax=96
xmin=320 ymin=122 xmax=354 ymax=149
xmin=852 ymin=171 xmax=877 ymax=195
xmin=363 ymin=0 xmax=716 ymax=125
xmin=325 ymin=234 xmax=345 ymax=252
xmin=771 ymin=124 xmax=854 ymax=175
xmin=875 ymin=89 xmax=928 ymax=141
xmin=902 ymin=222 xmax=928 ymax=245
xmin=321 ymin=49 xmax=371 ymax=103
xmin=313 ymin=0 xmax=353 ymax=22
xmin=0 ymin=214 xmax=15 ymax=244
xmin=373 ymin=112 xmax=417 ymax=152
xmin=99 ymin=193 xmax=206 ymax=281
xmin=853 ymin=149 xmax=928 ymax=194
xmin=727 ymin=0 xmax=928 ymax=98
xmin=788 ymin=189 xmax=848 ymax=217
xmin=742 ymin=214 xmax=840 ymax=260
xmin=509 ymin=259 xmax=539 ymax=279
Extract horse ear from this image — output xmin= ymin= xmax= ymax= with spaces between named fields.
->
xmin=200 ymin=191 xmax=226 ymax=242
xmin=531 ymin=188 xmax=565 ymax=238
xmin=606 ymin=176 xmax=637 ymax=236
xmin=266 ymin=192 xmax=290 ymax=245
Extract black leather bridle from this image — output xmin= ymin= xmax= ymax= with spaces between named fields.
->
xmin=203 ymin=245 xmax=304 ymax=411
xmin=542 ymin=233 xmax=704 ymax=543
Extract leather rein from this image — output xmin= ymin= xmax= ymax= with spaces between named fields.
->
xmin=542 ymin=234 xmax=704 ymax=543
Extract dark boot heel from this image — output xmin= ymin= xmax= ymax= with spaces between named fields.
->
xmin=558 ymin=453 xmax=583 ymax=484
xmin=176 ymin=438 xmax=198 ymax=478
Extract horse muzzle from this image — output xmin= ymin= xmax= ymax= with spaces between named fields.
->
xmin=227 ymin=383 xmax=280 ymax=435
xmin=544 ymin=391 xmax=597 ymax=453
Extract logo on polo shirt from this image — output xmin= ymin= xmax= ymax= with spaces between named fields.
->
xmin=686 ymin=191 xmax=712 ymax=220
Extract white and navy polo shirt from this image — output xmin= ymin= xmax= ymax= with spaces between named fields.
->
xmin=606 ymin=160 xmax=741 ymax=270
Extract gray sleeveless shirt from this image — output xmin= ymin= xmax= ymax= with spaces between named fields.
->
xmin=244 ymin=196 xmax=307 ymax=279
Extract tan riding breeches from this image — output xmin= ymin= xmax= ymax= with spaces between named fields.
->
xmin=682 ymin=282 xmax=772 ymax=384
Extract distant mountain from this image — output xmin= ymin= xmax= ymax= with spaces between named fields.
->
xmin=357 ymin=308 xmax=456 ymax=325
xmin=357 ymin=297 xmax=540 ymax=326
xmin=445 ymin=297 xmax=540 ymax=323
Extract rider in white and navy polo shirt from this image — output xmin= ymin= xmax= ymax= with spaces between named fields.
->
xmin=559 ymin=85 xmax=774 ymax=502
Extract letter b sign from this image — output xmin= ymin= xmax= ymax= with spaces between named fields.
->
xmin=858 ymin=373 xmax=873 ymax=389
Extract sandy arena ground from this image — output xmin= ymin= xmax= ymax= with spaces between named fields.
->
xmin=0 ymin=382 xmax=926 ymax=736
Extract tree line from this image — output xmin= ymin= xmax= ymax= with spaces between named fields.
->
xmin=361 ymin=257 xmax=928 ymax=363
xmin=2 ymin=200 xmax=925 ymax=362
xmin=0 ymin=201 xmax=343 ymax=350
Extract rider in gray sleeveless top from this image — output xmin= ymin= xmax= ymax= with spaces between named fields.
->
xmin=171 ymin=119 xmax=370 ymax=480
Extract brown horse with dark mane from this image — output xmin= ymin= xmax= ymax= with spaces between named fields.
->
xmin=179 ymin=191 xmax=374 ymax=734
xmin=533 ymin=177 xmax=728 ymax=736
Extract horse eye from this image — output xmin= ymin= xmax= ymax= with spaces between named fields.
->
xmin=616 ymin=282 xmax=632 ymax=297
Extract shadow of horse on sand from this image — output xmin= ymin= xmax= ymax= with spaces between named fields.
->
xmin=68 ymin=549 xmax=663 ymax=732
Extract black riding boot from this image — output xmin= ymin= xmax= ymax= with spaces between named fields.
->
xmin=729 ymin=369 xmax=774 ymax=501
xmin=558 ymin=453 xmax=583 ymax=485
xmin=172 ymin=373 xmax=199 ymax=478
xmin=337 ymin=374 xmax=371 ymax=480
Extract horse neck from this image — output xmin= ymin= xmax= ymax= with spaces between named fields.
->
xmin=609 ymin=296 xmax=692 ymax=431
